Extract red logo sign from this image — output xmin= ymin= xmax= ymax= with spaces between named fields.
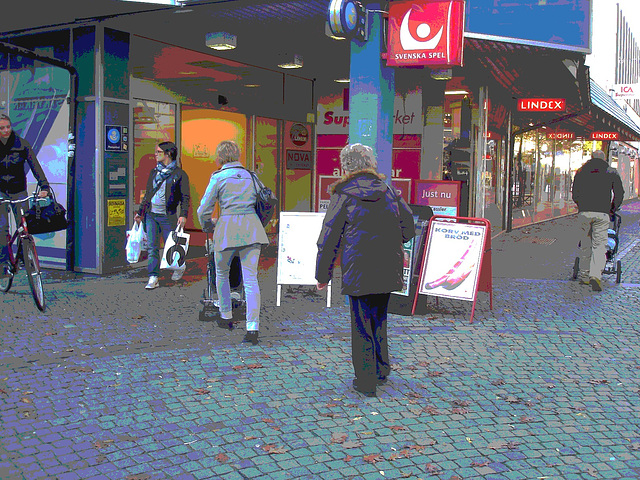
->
xmin=290 ymin=124 xmax=309 ymax=146
xmin=387 ymin=0 xmax=465 ymax=68
xmin=547 ymin=132 xmax=575 ymax=140
xmin=591 ymin=132 xmax=619 ymax=140
xmin=517 ymin=99 xmax=566 ymax=112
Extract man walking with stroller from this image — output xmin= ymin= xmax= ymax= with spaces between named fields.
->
xmin=571 ymin=149 xmax=624 ymax=291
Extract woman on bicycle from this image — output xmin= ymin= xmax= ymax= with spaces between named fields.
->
xmin=197 ymin=140 xmax=268 ymax=345
xmin=0 ymin=114 xmax=50 ymax=275
xmin=135 ymin=141 xmax=191 ymax=290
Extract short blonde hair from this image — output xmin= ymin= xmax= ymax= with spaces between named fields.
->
xmin=216 ymin=140 xmax=241 ymax=165
xmin=340 ymin=143 xmax=377 ymax=173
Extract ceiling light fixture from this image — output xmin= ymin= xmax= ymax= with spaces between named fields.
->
xmin=334 ymin=78 xmax=350 ymax=83
xmin=444 ymin=90 xmax=469 ymax=95
xmin=205 ymin=32 xmax=237 ymax=51
xmin=430 ymin=68 xmax=453 ymax=81
xmin=244 ymin=84 xmax=261 ymax=88
xmin=277 ymin=54 xmax=303 ymax=69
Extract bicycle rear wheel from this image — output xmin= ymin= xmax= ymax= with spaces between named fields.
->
xmin=0 ymin=264 xmax=14 ymax=292
xmin=22 ymin=237 xmax=45 ymax=311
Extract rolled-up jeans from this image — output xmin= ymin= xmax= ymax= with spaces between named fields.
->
xmin=214 ymin=244 xmax=261 ymax=331
xmin=0 ymin=190 xmax=28 ymax=264
xmin=578 ymin=211 xmax=609 ymax=280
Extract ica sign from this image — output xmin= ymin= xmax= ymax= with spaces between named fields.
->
xmin=387 ymin=0 xmax=465 ymax=68
xmin=614 ymin=84 xmax=640 ymax=99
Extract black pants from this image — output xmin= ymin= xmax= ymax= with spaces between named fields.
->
xmin=349 ymin=293 xmax=391 ymax=391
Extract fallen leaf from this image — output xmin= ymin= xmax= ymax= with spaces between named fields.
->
xmin=45 ymin=332 xmax=58 ymax=336
xmin=342 ymin=440 xmax=363 ymax=449
xmin=193 ymin=388 xmax=210 ymax=395
xmin=363 ymin=454 xmax=383 ymax=464
xmin=490 ymin=379 xmax=505 ymax=386
xmin=422 ymin=406 xmax=440 ymax=415
xmin=231 ymin=365 xmax=245 ymax=370
xmin=428 ymin=371 xmax=444 ymax=377
xmin=451 ymin=408 xmax=468 ymax=414
xmin=588 ymin=379 xmax=608 ymax=385
xmin=505 ymin=441 xmax=520 ymax=450
xmin=319 ymin=413 xmax=341 ymax=418
xmin=20 ymin=397 xmax=32 ymax=404
xmin=262 ymin=418 xmax=275 ymax=423
xmin=390 ymin=425 xmax=406 ymax=431
xmin=487 ymin=440 xmax=507 ymax=450
xmin=407 ymin=392 xmax=422 ymax=399
xmin=215 ymin=453 xmax=230 ymax=463
xmin=519 ymin=416 xmax=535 ymax=423
xmin=417 ymin=361 xmax=430 ymax=367
xmin=504 ymin=396 xmax=521 ymax=403
xmin=471 ymin=460 xmax=490 ymax=467
xmin=451 ymin=400 xmax=470 ymax=407
xmin=247 ymin=364 xmax=264 ymax=369
xmin=261 ymin=444 xmax=289 ymax=454
xmin=344 ymin=455 xmax=353 ymax=462
xmin=425 ymin=463 xmax=441 ymax=473
xmin=331 ymin=432 xmax=348 ymax=444
xmin=629 ymin=442 xmax=640 ymax=451
xmin=244 ymin=435 xmax=257 ymax=440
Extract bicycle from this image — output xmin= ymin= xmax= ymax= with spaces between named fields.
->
xmin=0 ymin=194 xmax=46 ymax=311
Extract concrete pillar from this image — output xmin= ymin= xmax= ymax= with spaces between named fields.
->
xmin=348 ymin=4 xmax=395 ymax=182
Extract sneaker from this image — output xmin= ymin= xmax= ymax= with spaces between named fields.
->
xmin=377 ymin=376 xmax=388 ymax=386
xmin=578 ymin=278 xmax=590 ymax=285
xmin=145 ymin=276 xmax=159 ymax=289
xmin=171 ymin=268 xmax=185 ymax=281
xmin=589 ymin=277 xmax=602 ymax=292
xmin=242 ymin=331 xmax=259 ymax=345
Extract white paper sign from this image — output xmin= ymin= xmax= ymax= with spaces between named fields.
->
xmin=418 ymin=220 xmax=487 ymax=301
xmin=277 ymin=212 xmax=326 ymax=285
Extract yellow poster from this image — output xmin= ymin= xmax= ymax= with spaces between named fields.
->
xmin=108 ymin=199 xmax=126 ymax=227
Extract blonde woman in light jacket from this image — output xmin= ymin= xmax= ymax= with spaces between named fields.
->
xmin=197 ymin=141 xmax=269 ymax=345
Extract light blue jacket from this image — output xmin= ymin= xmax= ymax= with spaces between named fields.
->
xmin=197 ymin=162 xmax=268 ymax=251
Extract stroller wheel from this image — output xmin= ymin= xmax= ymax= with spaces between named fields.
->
xmin=572 ymin=257 xmax=579 ymax=280
xmin=616 ymin=260 xmax=622 ymax=284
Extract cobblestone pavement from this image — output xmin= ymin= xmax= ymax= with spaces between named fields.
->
xmin=1 ymin=202 xmax=640 ymax=480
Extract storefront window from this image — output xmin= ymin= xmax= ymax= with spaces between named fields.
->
xmin=133 ymin=100 xmax=176 ymax=206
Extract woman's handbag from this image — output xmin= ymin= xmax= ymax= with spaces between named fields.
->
xmin=248 ymin=171 xmax=277 ymax=226
xmin=160 ymin=225 xmax=190 ymax=271
xmin=24 ymin=187 xmax=69 ymax=234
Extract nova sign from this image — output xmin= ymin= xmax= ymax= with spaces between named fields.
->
xmin=387 ymin=0 xmax=465 ymax=68
xmin=517 ymin=98 xmax=566 ymax=112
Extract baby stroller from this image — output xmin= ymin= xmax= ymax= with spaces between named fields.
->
xmin=572 ymin=213 xmax=622 ymax=284
xmin=199 ymin=221 xmax=246 ymax=324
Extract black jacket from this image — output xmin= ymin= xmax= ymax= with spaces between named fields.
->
xmin=316 ymin=171 xmax=416 ymax=296
xmin=137 ymin=167 xmax=190 ymax=218
xmin=0 ymin=132 xmax=50 ymax=195
xmin=571 ymin=157 xmax=624 ymax=214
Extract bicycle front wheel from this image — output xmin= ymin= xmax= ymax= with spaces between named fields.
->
xmin=22 ymin=237 xmax=45 ymax=311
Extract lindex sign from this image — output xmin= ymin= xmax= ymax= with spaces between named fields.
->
xmin=591 ymin=132 xmax=619 ymax=140
xmin=386 ymin=0 xmax=465 ymax=68
xmin=517 ymin=98 xmax=566 ymax=112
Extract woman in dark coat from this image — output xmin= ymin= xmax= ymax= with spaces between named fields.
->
xmin=316 ymin=143 xmax=415 ymax=397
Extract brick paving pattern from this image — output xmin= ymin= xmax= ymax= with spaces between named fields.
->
xmin=1 ymin=202 xmax=640 ymax=479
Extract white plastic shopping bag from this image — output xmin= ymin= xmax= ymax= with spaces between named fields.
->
xmin=125 ymin=222 xmax=146 ymax=263
xmin=160 ymin=225 xmax=190 ymax=271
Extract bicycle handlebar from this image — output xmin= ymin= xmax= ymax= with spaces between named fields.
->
xmin=0 ymin=194 xmax=38 ymax=205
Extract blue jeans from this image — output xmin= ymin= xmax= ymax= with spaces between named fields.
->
xmin=349 ymin=293 xmax=392 ymax=391
xmin=214 ymin=244 xmax=261 ymax=331
xmin=145 ymin=211 xmax=176 ymax=276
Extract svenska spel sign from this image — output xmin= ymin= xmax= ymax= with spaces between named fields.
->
xmin=517 ymin=98 xmax=566 ymax=112
xmin=387 ymin=0 xmax=465 ymax=68
xmin=591 ymin=132 xmax=619 ymax=140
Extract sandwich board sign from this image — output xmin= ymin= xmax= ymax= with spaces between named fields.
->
xmin=276 ymin=212 xmax=331 ymax=307
xmin=413 ymin=215 xmax=493 ymax=322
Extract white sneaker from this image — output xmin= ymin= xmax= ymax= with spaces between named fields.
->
xmin=171 ymin=268 xmax=185 ymax=281
xmin=145 ymin=276 xmax=159 ymax=289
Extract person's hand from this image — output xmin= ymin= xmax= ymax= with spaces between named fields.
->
xmin=316 ymin=282 xmax=328 ymax=291
xmin=177 ymin=217 xmax=187 ymax=229
xmin=38 ymin=190 xmax=49 ymax=198
xmin=134 ymin=213 xmax=142 ymax=225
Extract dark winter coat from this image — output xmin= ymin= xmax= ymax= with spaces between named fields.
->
xmin=137 ymin=167 xmax=191 ymax=219
xmin=571 ymin=157 xmax=624 ymax=214
xmin=316 ymin=170 xmax=415 ymax=296
xmin=0 ymin=131 xmax=50 ymax=195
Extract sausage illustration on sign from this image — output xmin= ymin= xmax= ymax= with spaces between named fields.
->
xmin=424 ymin=240 xmax=475 ymax=290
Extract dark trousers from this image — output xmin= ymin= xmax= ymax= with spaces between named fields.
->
xmin=349 ymin=293 xmax=391 ymax=391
